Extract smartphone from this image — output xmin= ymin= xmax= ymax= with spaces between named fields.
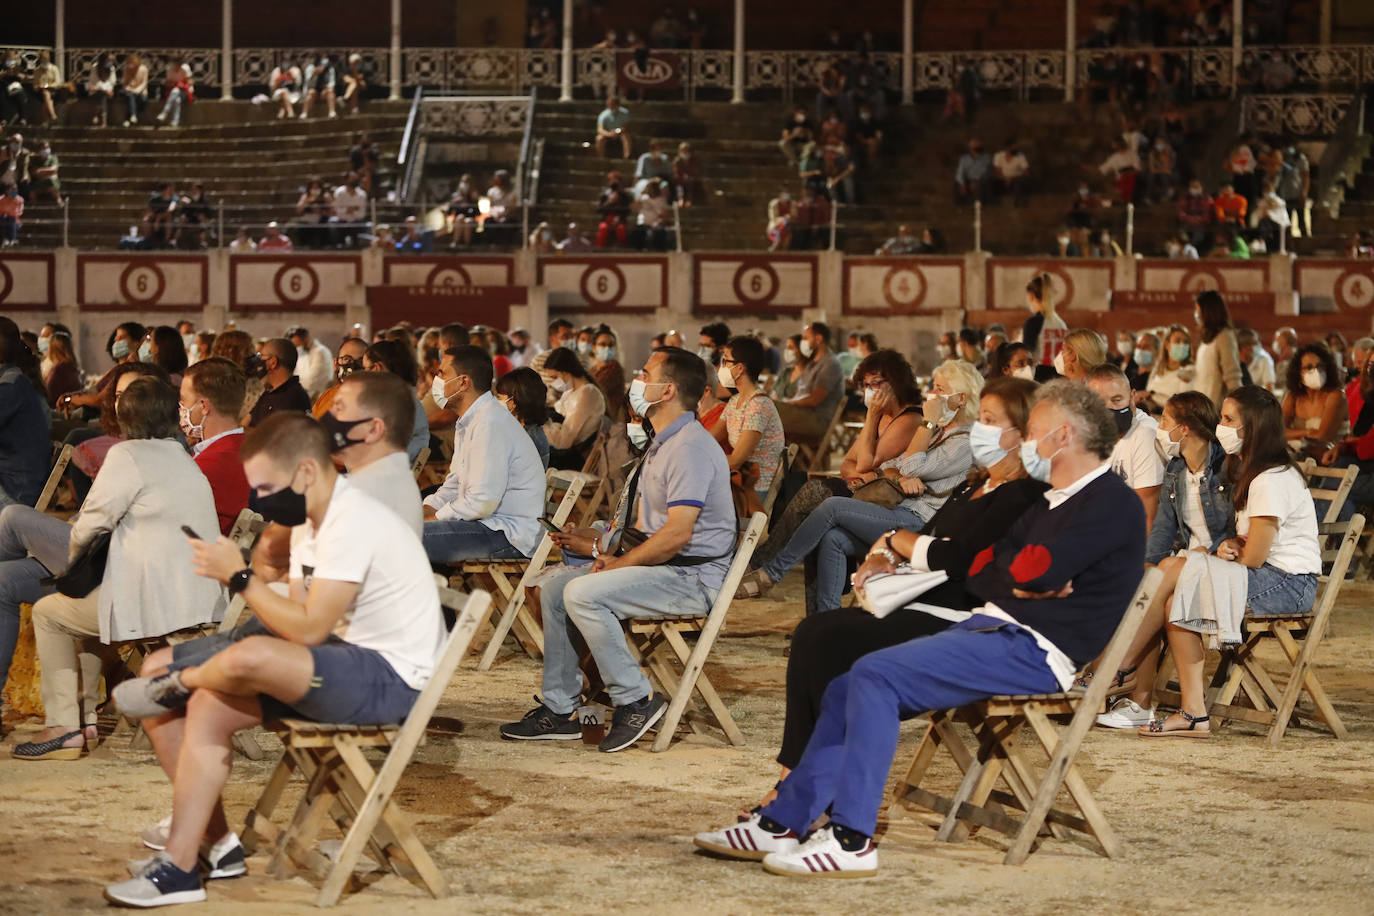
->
xmin=180 ymin=525 xmax=202 ymax=541
xmin=538 ymin=516 xmax=562 ymax=534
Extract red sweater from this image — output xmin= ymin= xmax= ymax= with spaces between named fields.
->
xmin=194 ymin=431 xmax=250 ymax=536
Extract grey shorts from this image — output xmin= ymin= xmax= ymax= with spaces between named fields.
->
xmin=169 ymin=620 xmax=420 ymax=725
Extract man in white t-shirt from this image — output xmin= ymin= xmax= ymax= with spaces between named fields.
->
xmin=1089 ymin=365 xmax=1163 ymax=533
xmin=288 ymin=326 xmax=334 ymax=401
xmin=330 ymin=173 xmax=370 ymax=247
xmin=106 ymin=413 xmax=444 ymax=908
xmin=324 ymin=371 xmax=424 ymax=537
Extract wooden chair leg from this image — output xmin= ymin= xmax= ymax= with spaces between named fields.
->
xmin=241 ymin=752 xmax=299 ymax=854
xmin=656 ymin=625 xmax=744 ymax=749
xmin=1011 ymin=706 xmax=1119 ymax=864
xmin=1270 ymin=625 xmax=1348 ymax=743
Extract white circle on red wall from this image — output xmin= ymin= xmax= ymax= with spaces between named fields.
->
xmin=580 ymin=264 xmax=627 ymax=307
xmin=1180 ymin=265 xmax=1224 ymax=292
xmin=881 ymin=266 xmax=926 ymax=309
xmin=119 ymin=263 xmax=166 ymax=304
xmin=1334 ymin=268 xmax=1374 ymax=309
xmin=426 ymin=264 xmax=473 ymax=286
xmin=732 ymin=262 xmax=780 ymax=306
xmin=273 ymin=263 xmax=320 ymax=305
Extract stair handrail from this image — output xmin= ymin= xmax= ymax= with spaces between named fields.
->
xmin=1315 ymin=94 xmax=1367 ymax=221
xmin=397 ymin=85 xmax=425 ymax=203
xmin=515 ymin=86 xmax=538 ymax=209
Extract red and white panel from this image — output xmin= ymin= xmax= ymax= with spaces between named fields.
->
xmin=694 ymin=254 xmax=817 ymax=314
xmin=0 ymin=253 xmax=54 ymax=309
xmin=985 ymin=258 xmax=1115 ymax=312
xmin=538 ymin=256 xmax=668 ymax=312
xmin=1136 ymin=259 xmax=1269 ymax=294
xmin=230 ymin=255 xmax=360 ymax=309
xmin=842 ymin=257 xmax=965 ymax=315
xmin=382 ymin=255 xmax=514 ymax=288
xmin=1294 ymin=260 xmax=1374 ymax=313
xmin=77 ymin=254 xmax=207 ymax=309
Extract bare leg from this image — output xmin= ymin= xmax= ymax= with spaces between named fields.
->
xmin=1147 ymin=622 xmax=1211 ymax=734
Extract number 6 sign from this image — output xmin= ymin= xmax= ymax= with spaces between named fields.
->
xmin=119 ymin=263 xmax=166 ymax=304
xmin=273 ymin=264 xmax=320 ymax=305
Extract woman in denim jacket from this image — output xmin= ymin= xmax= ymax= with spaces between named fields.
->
xmin=1088 ymin=392 xmax=1237 ymax=729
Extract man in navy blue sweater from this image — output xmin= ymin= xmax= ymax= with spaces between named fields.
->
xmin=694 ymin=380 xmax=1145 ymax=878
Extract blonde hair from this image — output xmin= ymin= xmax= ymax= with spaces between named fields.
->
xmin=1064 ymin=328 xmax=1107 ymax=373
xmin=933 ymin=358 xmax=985 ymax=426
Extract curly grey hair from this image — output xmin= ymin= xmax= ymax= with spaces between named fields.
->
xmin=1033 ymin=378 xmax=1117 ymax=460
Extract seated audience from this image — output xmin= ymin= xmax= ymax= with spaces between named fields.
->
xmin=499 ymin=348 xmax=734 ymax=752
xmin=776 ymin=322 xmax=844 ymax=450
xmin=11 ymin=378 xmax=222 ymax=762
xmin=595 ymin=95 xmax=632 ymax=159
xmin=103 ymin=412 xmax=443 ymax=906
xmin=363 ymin=339 xmax=429 ymax=464
xmin=288 ymin=326 xmax=334 ymax=402
xmin=1321 ymin=354 xmax=1374 ymax=516
xmin=141 ymin=325 xmax=190 ymax=386
xmin=631 ymin=179 xmax=672 ymax=251
xmin=992 ymin=138 xmax=1029 ymax=205
xmin=325 ymin=371 xmax=424 ymax=536
xmin=495 ymin=367 xmax=551 ymax=469
xmin=1281 ymin=343 xmax=1347 ymax=460
xmin=634 ymin=139 xmax=673 ymax=196
xmin=779 ymin=105 xmax=814 ymax=164
xmin=310 ymin=337 xmax=367 ymax=419
xmin=1146 ymin=325 xmax=1197 ymax=412
xmin=772 ymin=334 xmax=807 ymax=401
xmin=672 ymin=142 xmax=703 ymax=207
xmin=155 ymin=61 xmax=194 ymax=128
xmin=991 ymin=341 xmax=1036 ymax=380
xmin=258 ymin=221 xmax=293 ymax=252
xmin=712 ymin=336 xmax=785 ymax=509
xmin=954 ymin=139 xmax=991 ymax=204
xmin=179 ymin=358 xmax=250 ymax=536
xmin=42 ymin=331 xmax=83 ymax=407
xmin=422 ymin=346 xmax=544 ymax=562
xmin=1237 ymin=328 xmax=1275 ymax=391
xmin=589 ymin=327 xmax=626 ymax=420
xmin=542 ymin=347 xmax=608 ymax=470
xmin=1088 ymin=364 xmax=1164 ymax=531
xmin=695 ymin=379 xmax=1145 ymax=876
xmin=247 ymin=338 xmax=312 ymax=427
xmin=0 ymin=326 xmax=49 ymax=508
xmin=1054 ymin=328 xmax=1106 ymax=381
xmin=1178 ymin=180 xmax=1215 ymax=252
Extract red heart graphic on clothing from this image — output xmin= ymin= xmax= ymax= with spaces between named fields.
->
xmin=1009 ymin=544 xmax=1053 ymax=584
xmin=968 ymin=546 xmax=995 ymax=578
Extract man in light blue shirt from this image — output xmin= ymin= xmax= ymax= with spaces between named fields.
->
xmin=422 ymin=346 xmax=544 ymax=562
xmin=499 ymin=347 xmax=735 ymax=752
xmin=595 ymin=94 xmax=632 ymax=159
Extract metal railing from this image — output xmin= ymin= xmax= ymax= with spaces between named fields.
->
xmin=397 ymin=85 xmax=425 ymax=203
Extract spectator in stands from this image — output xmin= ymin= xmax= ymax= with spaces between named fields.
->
xmin=991 ymin=341 xmax=1036 ymax=380
xmin=631 ymin=179 xmax=672 ymax=251
xmin=86 ymin=53 xmax=117 ymax=127
xmin=362 ymin=340 xmax=429 ymax=464
xmin=1278 ymin=146 xmax=1310 ymax=240
xmin=1324 ymin=332 xmax=1349 ymax=376
xmin=542 ymin=348 xmax=608 ymax=470
xmin=1088 ymin=364 xmax=1164 ymax=531
xmin=247 ymin=338 xmax=311 ymax=427
xmin=992 ymin=139 xmax=1029 ymax=206
xmin=588 ymin=327 xmax=625 ymax=421
xmin=0 ymin=133 xmax=30 ymax=197
xmin=423 ymin=345 xmax=544 ymax=562
xmin=484 ymin=169 xmax=518 ymax=241
xmin=300 ymin=55 xmax=338 ymax=119
xmin=780 ymin=104 xmax=815 ymax=165
xmin=1066 ymin=183 xmax=1104 ymax=232
xmin=766 ymin=190 xmax=795 ymax=252
xmin=1282 ymin=343 xmax=1347 ymax=460
xmin=1223 ymin=138 xmax=1258 ymax=208
xmin=502 ymin=347 xmax=734 ymax=751
xmin=445 ymin=175 xmax=479 ymax=247
xmin=1146 ymin=135 xmax=1177 ymax=203
xmin=529 ymin=222 xmax=555 ymax=253
xmin=1022 ymin=272 xmax=1067 ymax=369
xmin=258 ymin=220 xmax=293 ymax=252
xmin=0 ymin=185 xmax=20 ymax=247
xmin=42 ymin=332 xmax=81 ymax=408
xmin=1321 ymin=353 xmax=1374 ymax=515
xmin=595 ymin=95 xmax=632 ymax=159
xmin=954 ymin=139 xmax=991 ymax=204
xmin=1349 ymin=337 xmax=1374 ymax=381
xmin=287 ymin=327 xmax=333 ymax=402
xmin=12 ymin=377 xmax=222 ymax=764
xmin=957 ymin=328 xmax=985 ymax=373
xmin=936 ymin=332 xmax=956 ymax=363
xmin=1055 ymin=328 xmax=1107 ymax=381
xmin=33 ymin=51 xmax=65 ymax=125
xmin=983 ymin=325 xmax=1007 ymax=360
xmin=777 ymin=322 xmax=844 ymax=450
xmin=105 ymin=411 xmax=443 ymax=906
xmin=1099 ymin=137 xmax=1140 ymax=204
xmin=394 ymin=215 xmax=432 ymax=254
xmin=815 ymin=63 xmax=847 ymax=126
xmin=1089 ymin=228 xmax=1123 ymax=258
xmin=557 ymin=221 xmax=591 ymax=252
xmin=311 ymin=336 xmax=366 ymax=418
xmin=141 ymin=325 xmax=190 ymax=385
xmin=342 ymin=53 xmax=371 ymax=114
xmin=495 ymin=367 xmax=551 ymax=469
xmin=773 ymin=334 xmax=807 ymax=401
xmin=823 ymin=140 xmax=857 ymax=204
xmin=875 ymin=224 xmax=918 ymax=255
xmin=1178 ymin=179 xmax=1215 ymax=252
xmin=155 ymin=61 xmax=194 ymax=127
xmin=919 ymin=226 xmax=946 ymax=253
xmin=1213 ymin=181 xmax=1247 ymax=227
xmin=0 ymin=325 xmax=49 ymax=509
xmin=1271 ymin=326 xmax=1298 ymax=385
xmin=1213 ymin=225 xmax=1250 ymax=259
xmin=268 ymin=60 xmax=302 ymax=119
xmin=1237 ymin=328 xmax=1275 ymax=391
xmin=1165 ymin=230 xmax=1200 ymax=259
xmin=178 ymin=357 xmax=250 ymax=536
xmin=225 ymin=226 xmax=254 ymax=252
xmin=294 ymin=178 xmax=332 ymax=249
xmin=672 ymin=141 xmax=703 ymax=207
xmin=331 ymin=173 xmax=369 ymax=247
xmin=798 ymin=140 xmax=826 ymax=197
xmin=1251 ymin=180 xmax=1290 ymax=253
xmin=325 ymin=371 xmax=423 ymax=536
xmin=25 ymin=140 xmax=61 ymax=206
xmin=793 ymin=186 xmax=831 ymax=250
xmin=1048 ymin=227 xmax=1083 ymax=257
xmin=851 ymin=105 xmax=883 ymax=169
xmin=634 ymin=139 xmax=673 ymax=196
xmin=1144 ymin=386 xmax=1319 ymax=738
xmin=596 ymin=177 xmax=631 ymax=247
xmin=1147 ymin=325 xmax=1197 ymax=412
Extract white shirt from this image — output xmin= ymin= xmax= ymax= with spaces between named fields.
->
xmin=294 ymin=340 xmax=334 ymax=401
xmin=1239 ymin=466 xmax=1320 ymax=576
xmin=423 ymin=391 xmax=546 ymax=555
xmin=332 ymin=185 xmax=369 ymax=222
xmin=1110 ymin=410 xmax=1164 ymax=490
xmin=1249 ymin=349 xmax=1276 ymax=390
xmin=1181 ymin=466 xmax=1213 ymax=550
xmin=347 ymin=450 xmax=423 ymax=537
xmin=1044 ymin=462 xmax=1112 ymax=511
xmin=992 ymin=150 xmax=1029 ymax=179
xmin=1099 ymin=149 xmax=1140 ymax=176
xmin=509 ymin=341 xmax=541 ymax=369
xmin=192 ymin=426 xmax=244 ymax=456
xmin=290 ymin=477 xmax=444 ymax=690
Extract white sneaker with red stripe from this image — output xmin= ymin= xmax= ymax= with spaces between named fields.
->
xmin=693 ymin=814 xmax=801 ymax=861
xmin=761 ymin=825 xmax=879 ymax=878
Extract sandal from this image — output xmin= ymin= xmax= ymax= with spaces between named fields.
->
xmin=11 ymin=730 xmax=87 ymax=760
xmin=1073 ymin=665 xmax=1137 ymax=694
xmin=734 ymin=568 xmax=775 ymax=601
xmin=1139 ymin=710 xmax=1211 ymax=739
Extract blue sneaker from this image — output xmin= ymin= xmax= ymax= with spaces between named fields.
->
xmin=105 ymin=853 xmax=206 ymax=907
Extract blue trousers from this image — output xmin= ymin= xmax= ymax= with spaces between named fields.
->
xmin=760 ymin=615 xmax=1061 ymax=838
xmin=422 ymin=519 xmax=525 ymax=564
xmin=762 ymin=496 xmax=925 ymax=611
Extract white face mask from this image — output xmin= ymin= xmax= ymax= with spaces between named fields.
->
xmin=697 ymin=346 xmax=715 ymax=362
xmin=1156 ymin=424 xmax=1182 ymax=460
xmin=717 ymin=363 xmax=737 ymax=390
xmin=1053 ymin=351 xmax=1067 ymax=376
xmin=1012 ymin=365 xmax=1035 ymax=381
xmin=430 ymin=375 xmax=453 ymax=409
xmin=627 ymin=377 xmax=668 ymax=417
xmin=847 ymin=346 xmax=861 ymax=359
xmin=783 ymin=349 xmax=798 ymax=366
xmin=935 ymin=343 xmax=953 ymax=361
xmin=577 ymin=340 xmax=593 ymax=355
xmin=181 ymin=332 xmax=195 ymax=349
xmin=595 ymin=345 xmax=615 ymax=363
xmin=626 ymin=420 xmax=650 ymax=449
xmin=1215 ymin=423 xmax=1244 ymax=455
xmin=925 ymin=391 xmax=958 ymax=426
xmin=862 ymin=387 xmax=879 ymax=408
xmin=550 ymin=376 xmax=570 ymax=394
xmin=970 ymin=421 xmax=1010 ymax=468
xmin=799 ymin=339 xmax=814 ymax=358
xmin=1302 ymin=367 xmax=1326 ymax=390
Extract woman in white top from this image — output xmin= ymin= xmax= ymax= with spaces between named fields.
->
xmin=632 ymin=178 xmax=672 ymax=251
xmin=1142 ymin=385 xmax=1320 ymax=738
xmin=1281 ymin=342 xmax=1348 ymax=460
xmin=1191 ymin=290 xmax=1243 ymax=408
xmin=1146 ymin=324 xmax=1197 ymax=412
xmin=120 ymin=52 xmax=150 ymax=125
xmin=542 ymin=347 xmax=607 ymax=470
xmin=1021 ymin=272 xmax=1067 ymax=368
xmin=87 ymin=54 xmax=117 ymax=127
xmin=33 ymin=50 xmax=65 ymax=123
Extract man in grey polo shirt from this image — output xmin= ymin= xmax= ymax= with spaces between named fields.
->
xmin=500 ymin=347 xmax=735 ymax=752
xmin=776 ymin=321 xmax=845 ymax=449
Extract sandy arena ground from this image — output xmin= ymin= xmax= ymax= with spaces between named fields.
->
xmin=2 ymin=572 xmax=1373 ymax=915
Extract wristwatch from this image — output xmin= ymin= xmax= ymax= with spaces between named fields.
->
xmin=228 ymin=567 xmax=254 ymax=597
xmin=922 ymin=419 xmax=940 ymax=432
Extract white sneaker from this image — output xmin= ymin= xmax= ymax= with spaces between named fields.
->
xmin=761 ymin=825 xmax=878 ymax=878
xmin=141 ymin=814 xmax=173 ymax=850
xmin=1096 ymin=697 xmax=1156 ymax=729
xmin=693 ymin=814 xmax=801 ymax=861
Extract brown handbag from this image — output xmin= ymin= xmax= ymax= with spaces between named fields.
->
xmin=851 ymin=476 xmax=906 ymax=508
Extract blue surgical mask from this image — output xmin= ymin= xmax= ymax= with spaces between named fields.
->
xmin=626 ymin=420 xmax=650 ymax=450
xmin=1169 ymin=342 xmax=1190 ymax=362
xmin=112 ymin=338 xmax=131 ymax=359
xmin=595 ymin=345 xmax=616 ymax=363
xmin=1019 ymin=437 xmax=1054 ymax=483
xmin=628 ymin=377 xmax=666 ymax=417
xmin=1133 ymin=347 xmax=1154 ymax=367
xmin=139 ymin=340 xmax=153 ymax=361
xmin=969 ymin=421 xmax=1009 ymax=468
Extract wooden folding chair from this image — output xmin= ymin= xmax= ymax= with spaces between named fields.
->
xmin=240 ymin=586 xmax=490 ymax=907
xmin=794 ymin=399 xmax=847 ymax=473
xmin=1300 ymin=458 xmax=1357 ymax=525
xmin=410 ymin=447 xmax=430 ymax=481
xmin=459 ymin=469 xmax=585 ymax=670
xmin=572 ymin=430 xmax=613 ymax=527
xmin=892 ymin=568 xmax=1162 ymax=865
xmin=34 ymin=444 xmax=73 ymax=513
xmin=621 ymin=511 xmax=767 ymax=752
xmin=760 ymin=443 xmax=799 ymax=518
xmin=1164 ymin=515 xmax=1364 ymax=747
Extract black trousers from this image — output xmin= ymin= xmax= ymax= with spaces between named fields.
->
xmin=778 ymin=605 xmax=950 ymax=769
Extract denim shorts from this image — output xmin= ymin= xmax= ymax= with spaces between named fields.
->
xmin=170 ymin=620 xmax=421 ymax=725
xmin=1246 ymin=563 xmax=1319 ymax=617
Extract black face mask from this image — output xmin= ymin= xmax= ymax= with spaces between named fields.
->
xmin=319 ymin=412 xmax=373 ymax=453
xmin=1112 ymin=405 xmax=1133 ymax=436
xmin=244 ymin=352 xmax=268 ymax=379
xmin=336 ymin=356 xmax=362 ymax=380
xmin=250 ymin=480 xmax=308 ymax=527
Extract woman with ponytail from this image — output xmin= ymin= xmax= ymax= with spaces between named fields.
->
xmin=1022 ymin=272 xmax=1067 ymax=368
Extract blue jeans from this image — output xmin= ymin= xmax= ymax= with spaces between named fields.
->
xmin=761 ymin=615 xmax=1060 ymax=838
xmin=422 ymin=519 xmax=525 ymax=564
xmin=0 ymin=214 xmax=16 ymax=243
xmin=537 ymin=563 xmax=715 ymax=713
xmin=123 ymin=89 xmax=146 ymax=122
xmin=0 ymin=505 xmax=72 ymax=697
xmin=160 ymin=88 xmax=186 ymax=125
xmin=1246 ymin=563 xmax=1318 ymax=616
xmin=762 ymin=496 xmax=925 ymax=611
